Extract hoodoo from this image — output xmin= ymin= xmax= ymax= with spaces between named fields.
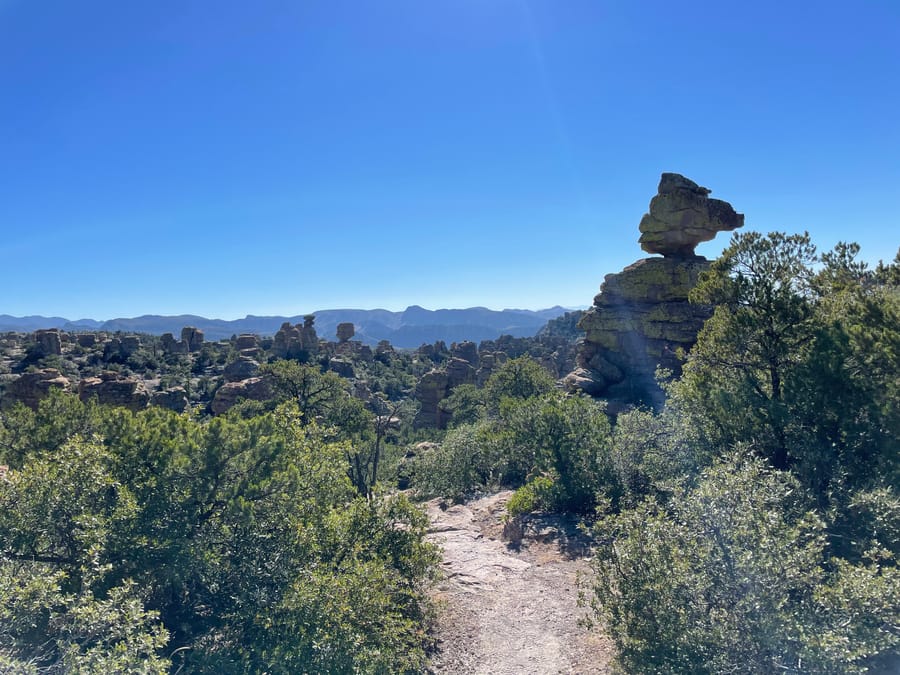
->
xmin=565 ymin=173 xmax=744 ymax=409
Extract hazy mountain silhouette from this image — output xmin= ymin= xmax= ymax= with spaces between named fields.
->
xmin=0 ymin=306 xmax=574 ymax=348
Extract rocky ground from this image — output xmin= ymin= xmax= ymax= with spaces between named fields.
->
xmin=425 ymin=492 xmax=613 ymax=675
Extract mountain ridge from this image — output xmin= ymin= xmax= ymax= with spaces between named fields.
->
xmin=0 ymin=306 xmax=577 ymax=348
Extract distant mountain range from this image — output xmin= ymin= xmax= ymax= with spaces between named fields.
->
xmin=0 ymin=306 xmax=577 ymax=348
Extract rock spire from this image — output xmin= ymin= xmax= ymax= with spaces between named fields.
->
xmin=566 ymin=173 xmax=744 ymax=409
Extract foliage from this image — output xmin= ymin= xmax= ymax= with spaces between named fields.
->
xmin=495 ymin=394 xmax=613 ymax=512
xmin=591 ymin=454 xmax=899 ymax=674
xmin=590 ymin=233 xmax=900 ymax=671
xmin=681 ymin=232 xmax=899 ymax=504
xmin=442 ymin=383 xmax=485 ymax=428
xmin=412 ymin=391 xmax=615 ymax=514
xmin=0 ymin=396 xmax=438 ymax=673
xmin=482 ymin=356 xmax=556 ymax=414
xmin=412 ymin=422 xmax=500 ymax=502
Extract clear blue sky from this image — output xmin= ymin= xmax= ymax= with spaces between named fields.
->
xmin=2 ymin=1 xmax=898 ymax=320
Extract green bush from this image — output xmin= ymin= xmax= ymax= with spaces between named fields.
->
xmin=591 ymin=453 xmax=899 ymax=674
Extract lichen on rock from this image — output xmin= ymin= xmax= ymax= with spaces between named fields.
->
xmin=638 ymin=172 xmax=743 ymax=257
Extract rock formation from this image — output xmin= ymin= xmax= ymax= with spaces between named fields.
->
xmin=181 ymin=327 xmax=205 ymax=352
xmin=224 ymin=356 xmax=260 ymax=383
xmin=336 ymin=322 xmax=355 ymax=343
xmin=151 ymin=386 xmax=189 ymax=412
xmin=273 ymin=316 xmax=319 ymax=360
xmin=78 ymin=372 xmax=150 ymax=411
xmin=6 ymin=368 xmax=70 ymax=409
xmin=210 ymin=377 xmax=271 ymax=415
xmin=414 ymin=343 xmax=479 ymax=429
xmin=160 ymin=332 xmax=187 ymax=355
xmin=566 ymin=173 xmax=743 ymax=409
xmin=638 ymin=173 xmax=743 ymax=257
xmin=33 ymin=329 xmax=62 ymax=356
xmin=328 ymin=357 xmax=355 ymax=379
xmin=103 ymin=335 xmax=141 ymax=362
xmin=234 ymin=334 xmax=259 ymax=350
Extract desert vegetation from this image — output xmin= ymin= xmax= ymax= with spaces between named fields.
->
xmin=0 ymin=231 xmax=897 ymax=673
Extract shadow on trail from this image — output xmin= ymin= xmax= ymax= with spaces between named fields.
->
xmin=504 ymin=512 xmax=594 ymax=559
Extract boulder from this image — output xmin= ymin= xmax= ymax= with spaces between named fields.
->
xmin=76 ymin=334 xmax=97 ymax=348
xmin=638 ymin=173 xmax=743 ymax=257
xmin=6 ymin=369 xmax=70 ymax=409
xmin=151 ymin=386 xmax=189 ymax=412
xmin=328 ymin=357 xmax=355 ymax=379
xmin=210 ymin=377 xmax=272 ymax=415
xmin=235 ymin=334 xmax=259 ymax=350
xmin=78 ymin=372 xmax=150 ymax=411
xmin=223 ymin=357 xmax=260 ymax=383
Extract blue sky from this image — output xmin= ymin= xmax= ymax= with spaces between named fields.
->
xmin=2 ymin=1 xmax=898 ymax=320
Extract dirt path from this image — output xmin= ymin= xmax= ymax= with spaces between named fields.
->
xmin=425 ymin=492 xmax=613 ymax=674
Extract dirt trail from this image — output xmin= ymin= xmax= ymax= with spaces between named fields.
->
xmin=425 ymin=492 xmax=613 ymax=674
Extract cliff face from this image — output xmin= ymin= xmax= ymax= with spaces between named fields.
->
xmin=566 ymin=173 xmax=743 ymax=409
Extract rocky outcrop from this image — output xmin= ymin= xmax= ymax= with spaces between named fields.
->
xmin=414 ymin=370 xmax=451 ymax=428
xmin=638 ymin=173 xmax=743 ymax=257
xmin=414 ymin=356 xmax=478 ymax=429
xmin=181 ymin=327 xmax=205 ymax=353
xmin=161 ymin=332 xmax=187 ymax=355
xmin=210 ymin=377 xmax=271 ymax=415
xmin=224 ymin=357 xmax=260 ymax=383
xmin=566 ymin=173 xmax=743 ymax=409
xmin=103 ymin=335 xmax=141 ymax=362
xmin=328 ymin=357 xmax=355 ymax=379
xmin=273 ymin=316 xmax=319 ymax=360
xmin=234 ymin=334 xmax=259 ymax=350
xmin=6 ymin=368 xmax=70 ymax=409
xmin=336 ymin=323 xmax=355 ymax=343
xmin=151 ymin=386 xmax=189 ymax=412
xmin=451 ymin=341 xmax=479 ymax=367
xmin=33 ymin=329 xmax=62 ymax=356
xmin=78 ymin=372 xmax=150 ymax=411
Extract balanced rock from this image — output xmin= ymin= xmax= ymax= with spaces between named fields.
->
xmin=638 ymin=173 xmax=743 ymax=257
xmin=336 ymin=322 xmax=355 ymax=343
xmin=6 ymin=368 xmax=70 ymax=409
xmin=567 ymin=173 xmax=743 ymax=409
